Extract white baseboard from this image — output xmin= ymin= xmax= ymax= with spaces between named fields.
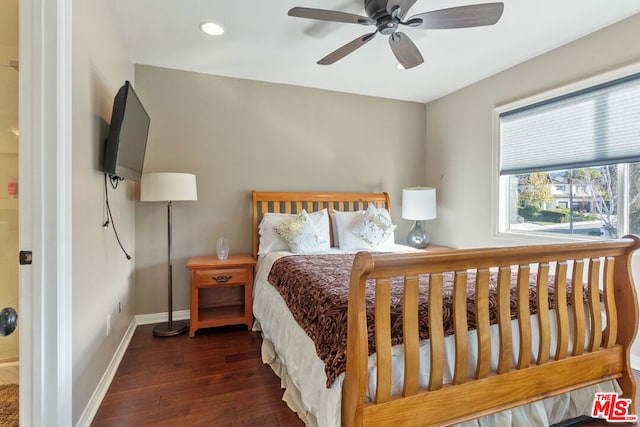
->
xmin=75 ymin=317 xmax=137 ymax=427
xmin=135 ymin=309 xmax=190 ymax=325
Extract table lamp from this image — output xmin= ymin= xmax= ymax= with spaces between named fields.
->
xmin=402 ymin=187 xmax=437 ymax=249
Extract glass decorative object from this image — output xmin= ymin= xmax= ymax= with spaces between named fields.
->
xmin=216 ymin=236 xmax=229 ymax=260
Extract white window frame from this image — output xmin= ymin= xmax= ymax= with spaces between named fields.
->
xmin=492 ymin=62 xmax=640 ymax=243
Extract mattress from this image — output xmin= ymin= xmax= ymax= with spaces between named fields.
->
xmin=252 ymin=248 xmax=619 ymax=427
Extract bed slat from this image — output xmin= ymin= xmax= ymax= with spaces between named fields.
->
xmin=496 ymin=267 xmax=512 ymax=374
xmin=428 ymin=273 xmax=445 ymax=391
xmin=588 ymin=258 xmax=603 ymax=352
xmin=536 ymin=263 xmax=550 ymax=365
xmin=517 ymin=265 xmax=532 ymax=370
xmin=453 ymin=271 xmax=469 ymax=384
xmin=571 ymin=260 xmax=586 ymax=357
xmin=554 ymin=262 xmax=569 ymax=361
xmin=374 ymin=278 xmax=392 ymax=404
xmin=475 ymin=268 xmax=491 ymax=379
xmin=402 ymin=275 xmax=420 ymax=397
xmin=603 ymin=257 xmax=617 ymax=348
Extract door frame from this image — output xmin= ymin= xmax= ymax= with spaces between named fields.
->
xmin=19 ymin=0 xmax=72 ymax=425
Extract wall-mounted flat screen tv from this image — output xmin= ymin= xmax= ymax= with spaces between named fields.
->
xmin=102 ymin=81 xmax=150 ymax=181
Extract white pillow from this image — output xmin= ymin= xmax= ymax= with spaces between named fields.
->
xmin=275 ymin=210 xmax=325 ymax=253
xmin=333 ymin=205 xmax=396 ymax=251
xmin=258 ymin=209 xmax=330 ymax=255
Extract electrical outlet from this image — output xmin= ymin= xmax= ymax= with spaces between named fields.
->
xmin=106 ymin=314 xmax=111 ymax=337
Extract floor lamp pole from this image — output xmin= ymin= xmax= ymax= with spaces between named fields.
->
xmin=153 ymin=200 xmax=188 ymax=337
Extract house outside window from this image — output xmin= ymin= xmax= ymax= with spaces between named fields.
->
xmin=495 ymin=67 xmax=640 ymax=240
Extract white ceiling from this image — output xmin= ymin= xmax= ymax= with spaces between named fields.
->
xmin=108 ymin=0 xmax=640 ymax=103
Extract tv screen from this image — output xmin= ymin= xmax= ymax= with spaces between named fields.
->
xmin=103 ymin=81 xmax=150 ymax=181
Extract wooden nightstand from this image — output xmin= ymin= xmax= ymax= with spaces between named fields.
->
xmin=186 ymin=254 xmax=256 ymax=337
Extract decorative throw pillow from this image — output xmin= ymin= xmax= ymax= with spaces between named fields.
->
xmin=334 ymin=205 xmax=396 ymax=250
xmin=274 ymin=210 xmax=324 ymax=253
xmin=258 ymin=209 xmax=330 ymax=255
xmin=353 ymin=204 xmax=397 ymax=248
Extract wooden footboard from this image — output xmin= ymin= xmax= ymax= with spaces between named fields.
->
xmin=342 ymin=237 xmax=640 ymax=426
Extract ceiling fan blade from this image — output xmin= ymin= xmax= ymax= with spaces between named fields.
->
xmin=317 ymin=33 xmax=376 ymax=65
xmin=389 ymin=32 xmax=424 ymax=69
xmin=406 ymin=2 xmax=504 ymax=30
xmin=288 ymin=7 xmax=374 ymax=25
xmin=387 ymin=0 xmax=418 ymax=20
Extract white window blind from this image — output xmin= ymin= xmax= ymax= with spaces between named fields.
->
xmin=500 ymin=72 xmax=640 ymax=175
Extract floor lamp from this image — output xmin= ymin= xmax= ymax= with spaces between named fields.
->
xmin=402 ymin=187 xmax=437 ymax=249
xmin=141 ymin=172 xmax=198 ymax=337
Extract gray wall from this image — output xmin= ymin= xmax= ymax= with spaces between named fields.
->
xmin=72 ymin=0 xmax=137 ymax=422
xmin=134 ymin=65 xmax=427 ymax=315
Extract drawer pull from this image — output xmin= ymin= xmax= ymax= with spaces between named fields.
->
xmin=213 ymin=275 xmax=232 ymax=283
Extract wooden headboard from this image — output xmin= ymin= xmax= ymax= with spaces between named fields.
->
xmin=251 ymin=191 xmax=391 ymax=259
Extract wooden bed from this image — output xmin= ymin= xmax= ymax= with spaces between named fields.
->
xmin=251 ymin=190 xmax=640 ymax=426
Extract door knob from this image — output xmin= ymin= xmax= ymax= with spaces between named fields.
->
xmin=0 ymin=307 xmax=18 ymax=336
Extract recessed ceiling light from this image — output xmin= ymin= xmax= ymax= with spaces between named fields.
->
xmin=199 ymin=22 xmax=224 ymax=36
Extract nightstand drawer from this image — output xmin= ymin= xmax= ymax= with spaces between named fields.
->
xmin=193 ymin=268 xmax=249 ymax=286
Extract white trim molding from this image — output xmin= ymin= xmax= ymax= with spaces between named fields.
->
xmin=135 ymin=309 xmax=190 ymax=326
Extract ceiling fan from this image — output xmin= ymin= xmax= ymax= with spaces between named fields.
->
xmin=288 ymin=0 xmax=504 ymax=69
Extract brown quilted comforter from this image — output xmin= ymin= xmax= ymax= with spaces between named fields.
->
xmin=267 ymin=253 xmax=585 ymax=387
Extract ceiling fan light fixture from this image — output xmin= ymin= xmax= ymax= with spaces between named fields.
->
xmin=199 ymin=22 xmax=224 ymax=36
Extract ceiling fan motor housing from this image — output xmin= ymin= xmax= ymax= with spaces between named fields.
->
xmin=365 ymin=0 xmax=399 ymax=34
xmin=365 ymin=0 xmax=391 ymax=20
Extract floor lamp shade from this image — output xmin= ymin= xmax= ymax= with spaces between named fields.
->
xmin=402 ymin=187 xmax=437 ymax=249
xmin=141 ymin=172 xmax=197 ymax=337
xmin=140 ymin=172 xmax=198 ymax=202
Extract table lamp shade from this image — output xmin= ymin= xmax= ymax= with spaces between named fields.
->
xmin=402 ymin=187 xmax=436 ymax=220
xmin=140 ymin=172 xmax=198 ymax=202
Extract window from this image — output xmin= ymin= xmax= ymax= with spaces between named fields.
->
xmin=497 ymin=69 xmax=640 ymax=239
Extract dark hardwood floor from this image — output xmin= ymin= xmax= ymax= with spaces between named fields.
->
xmin=91 ymin=324 xmax=303 ymax=427
xmin=93 ymin=323 xmax=639 ymax=426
